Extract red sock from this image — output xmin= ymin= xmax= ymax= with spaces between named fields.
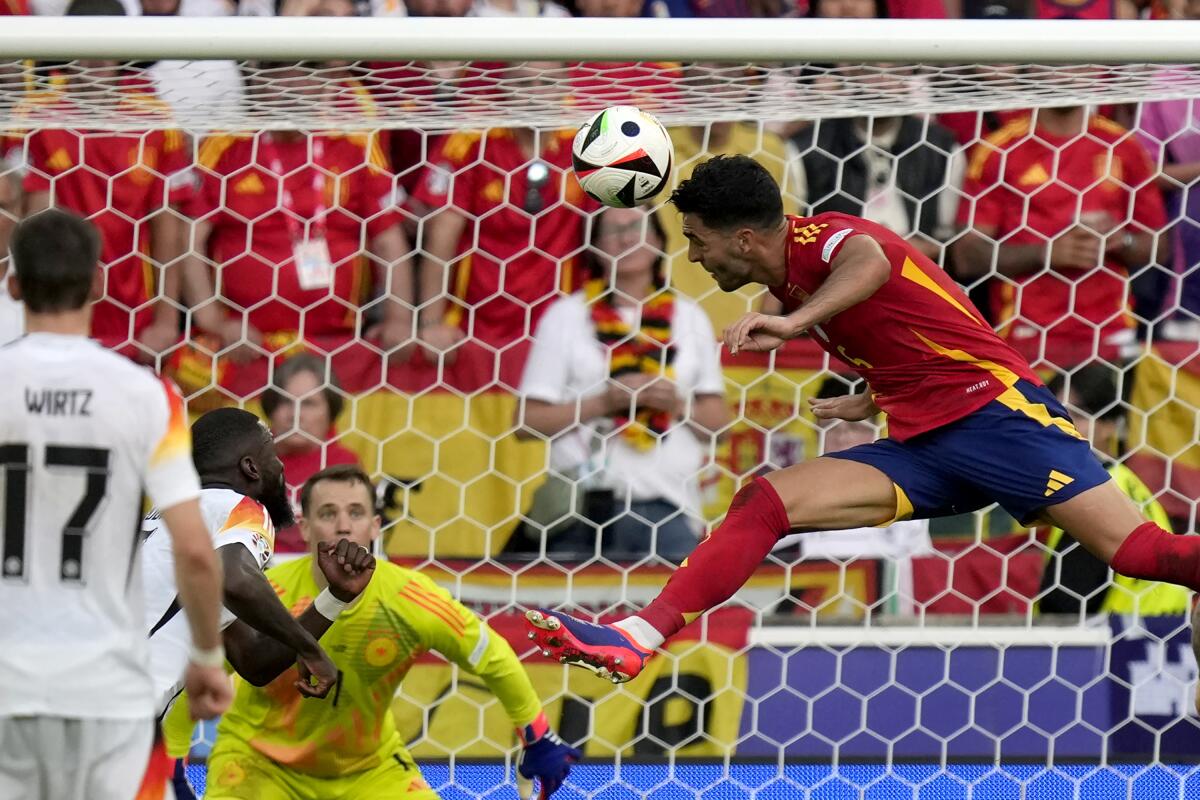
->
xmin=640 ymin=477 xmax=790 ymax=639
xmin=1110 ymin=521 xmax=1200 ymax=591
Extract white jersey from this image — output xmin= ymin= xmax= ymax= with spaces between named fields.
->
xmin=0 ymin=333 xmax=200 ymax=719
xmin=141 ymin=487 xmax=275 ymax=716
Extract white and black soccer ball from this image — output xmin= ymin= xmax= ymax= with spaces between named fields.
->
xmin=571 ymin=105 xmax=673 ymax=208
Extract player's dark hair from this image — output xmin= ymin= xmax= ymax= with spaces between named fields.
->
xmin=1049 ymin=364 xmax=1124 ymax=422
xmin=191 ymin=408 xmax=268 ymax=478
xmin=66 ymin=0 xmax=125 ymax=14
xmin=807 ymin=0 xmax=888 ymax=18
xmin=669 ymin=155 xmax=784 ymax=232
xmin=300 ymin=464 xmax=376 ymax=517
xmin=260 ymin=353 xmax=345 ymax=426
xmin=9 ymin=209 xmax=100 ymax=314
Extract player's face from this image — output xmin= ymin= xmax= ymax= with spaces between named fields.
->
xmin=681 ymin=213 xmax=754 ymax=292
xmin=300 ymin=479 xmax=381 ymax=552
xmin=595 ymin=207 xmax=660 ymax=280
xmin=254 ymin=426 xmax=295 ymax=529
xmin=270 ymin=369 xmax=333 ymax=455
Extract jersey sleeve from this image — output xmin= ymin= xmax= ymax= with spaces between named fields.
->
xmin=213 ymin=495 xmax=275 ymax=568
xmin=399 ymin=573 xmax=542 ymax=728
xmin=1121 ymin=137 xmax=1168 ymax=232
xmin=21 ymin=131 xmax=53 ymax=194
xmin=160 ymin=129 xmax=197 ymax=209
xmin=794 ymin=218 xmax=861 ymax=282
xmin=958 ymin=145 xmax=1005 ymax=231
xmin=409 ymin=133 xmax=481 ymax=216
xmin=356 ymin=134 xmax=405 ymax=240
xmin=143 ymin=377 xmax=201 ymax=512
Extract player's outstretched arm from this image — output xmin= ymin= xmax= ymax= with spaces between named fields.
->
xmin=160 ymin=499 xmax=233 ymax=721
xmin=405 ymin=575 xmax=580 ymax=798
xmin=223 ymin=540 xmax=376 ymax=687
xmin=809 ymin=391 xmax=880 ymax=422
xmin=724 ymin=235 xmax=891 ymax=355
xmin=785 ymin=234 xmax=891 ymax=331
xmin=218 ymin=544 xmax=340 ymax=698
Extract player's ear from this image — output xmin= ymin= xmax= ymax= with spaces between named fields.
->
xmin=735 ymin=227 xmax=754 ymax=253
xmin=240 ymin=454 xmax=261 ymax=483
xmin=369 ymin=514 xmax=382 ymax=544
xmin=298 ymin=516 xmax=312 ymax=546
xmin=6 ymin=272 xmax=20 ymax=302
xmin=88 ymin=266 xmax=104 ymax=302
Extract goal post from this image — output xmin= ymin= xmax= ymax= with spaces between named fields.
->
xmin=2 ymin=16 xmax=1200 ymax=798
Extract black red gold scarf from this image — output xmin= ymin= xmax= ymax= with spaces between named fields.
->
xmin=586 ymin=278 xmax=676 ymax=450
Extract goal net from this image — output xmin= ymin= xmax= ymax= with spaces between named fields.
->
xmin=2 ymin=16 xmax=1200 ymax=798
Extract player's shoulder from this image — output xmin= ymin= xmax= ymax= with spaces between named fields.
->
xmin=201 ymin=487 xmax=272 ymax=534
xmin=1088 ymin=114 xmax=1133 ymax=142
xmin=981 ymin=115 xmax=1033 ymax=150
xmin=965 ymin=116 xmax=1034 ymax=180
xmin=6 ymin=337 xmax=167 ymax=395
xmin=263 ymin=553 xmax=312 ymax=590
xmin=196 ymin=133 xmax=252 ymax=171
xmin=389 ymin=564 xmax=447 ymax=594
xmin=437 ymin=130 xmax=485 ymax=164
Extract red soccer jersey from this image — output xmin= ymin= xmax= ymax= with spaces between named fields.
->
xmin=771 ymin=213 xmax=1041 ymax=442
xmin=958 ymin=114 xmax=1167 ymax=367
xmin=21 ymin=91 xmax=189 ymax=347
xmin=190 ymin=132 xmax=401 ymax=337
xmin=411 ymin=128 xmax=595 ymax=345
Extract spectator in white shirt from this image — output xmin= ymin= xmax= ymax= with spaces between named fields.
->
xmin=515 ymin=205 xmax=730 ymax=563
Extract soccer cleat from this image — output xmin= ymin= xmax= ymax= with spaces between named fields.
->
xmin=524 ymin=608 xmax=652 ymax=683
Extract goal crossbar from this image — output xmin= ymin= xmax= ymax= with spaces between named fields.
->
xmin=0 ymin=17 xmax=1198 ymax=64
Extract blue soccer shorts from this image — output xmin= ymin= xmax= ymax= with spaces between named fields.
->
xmin=827 ymin=379 xmax=1112 ymax=525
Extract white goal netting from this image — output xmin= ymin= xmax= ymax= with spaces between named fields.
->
xmin=3 ymin=19 xmax=1200 ymax=798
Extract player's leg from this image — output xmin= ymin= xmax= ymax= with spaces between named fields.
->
xmin=1044 ymin=481 xmax=1200 ymax=590
xmin=527 ymin=452 xmax=931 ymax=682
xmin=925 ymin=378 xmax=1200 ymax=593
xmin=341 ymin=750 xmax=441 ymax=799
xmin=78 ymin=718 xmax=156 ymax=800
xmin=0 ymin=716 xmax=43 ymax=800
xmin=202 ymin=739 xmax=303 ymax=800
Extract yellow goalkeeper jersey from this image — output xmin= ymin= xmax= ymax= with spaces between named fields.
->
xmin=213 ymin=556 xmax=542 ymax=778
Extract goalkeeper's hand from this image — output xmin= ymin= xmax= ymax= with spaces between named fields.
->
xmin=517 ymin=712 xmax=581 ymax=799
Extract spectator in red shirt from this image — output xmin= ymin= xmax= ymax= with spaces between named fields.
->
xmin=412 ymin=74 xmax=595 ymax=368
xmin=19 ymin=0 xmax=189 ymax=361
xmin=954 ymin=106 xmax=1167 ymax=369
xmin=183 ymin=65 xmax=414 ymax=362
xmin=261 ymin=352 xmax=362 ymax=552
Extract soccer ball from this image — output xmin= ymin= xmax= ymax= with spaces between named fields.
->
xmin=571 ymin=106 xmax=673 ymax=208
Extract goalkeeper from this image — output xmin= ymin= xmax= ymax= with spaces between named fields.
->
xmin=203 ymin=465 xmax=579 ymax=799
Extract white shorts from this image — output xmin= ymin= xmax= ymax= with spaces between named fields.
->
xmin=0 ymin=716 xmax=154 ymax=800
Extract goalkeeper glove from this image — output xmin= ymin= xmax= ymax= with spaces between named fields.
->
xmin=517 ymin=711 xmax=581 ymax=799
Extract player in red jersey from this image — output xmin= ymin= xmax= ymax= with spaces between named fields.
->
xmin=525 ymin=155 xmax=1200 ymax=683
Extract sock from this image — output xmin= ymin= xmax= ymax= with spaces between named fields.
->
xmin=1110 ymin=521 xmax=1200 ymax=591
xmin=636 ymin=477 xmax=790 ymax=641
xmin=612 ymin=616 xmax=664 ymax=651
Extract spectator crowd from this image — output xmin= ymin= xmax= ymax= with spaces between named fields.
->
xmin=1 ymin=0 xmax=1199 ymax=617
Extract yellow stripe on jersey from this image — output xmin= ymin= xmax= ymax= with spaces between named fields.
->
xmin=150 ymin=378 xmax=191 ymax=466
xmin=912 ymin=331 xmax=1084 ymax=440
xmin=219 ymin=496 xmax=275 ymax=553
xmin=899 ymin=257 xmax=982 ymax=325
